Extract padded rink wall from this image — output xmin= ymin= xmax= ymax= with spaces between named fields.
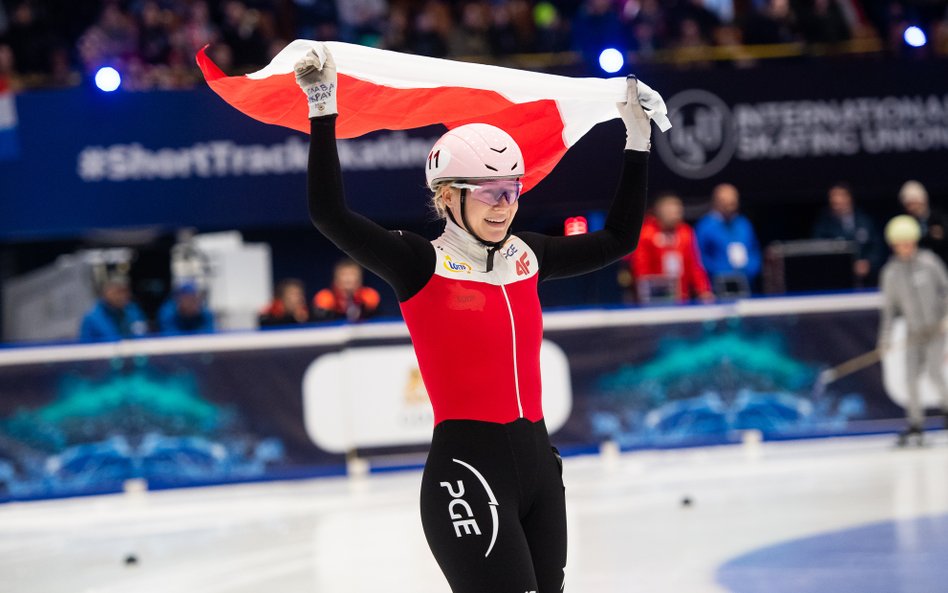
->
xmin=0 ymin=293 xmax=930 ymax=502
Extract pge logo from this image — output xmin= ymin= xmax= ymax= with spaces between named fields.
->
xmin=654 ymin=89 xmax=736 ymax=180
xmin=443 ymin=255 xmax=472 ymax=274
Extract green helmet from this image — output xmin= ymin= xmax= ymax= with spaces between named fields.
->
xmin=884 ymin=215 xmax=921 ymax=245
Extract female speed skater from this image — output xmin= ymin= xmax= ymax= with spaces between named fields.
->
xmin=296 ymin=44 xmax=654 ymax=592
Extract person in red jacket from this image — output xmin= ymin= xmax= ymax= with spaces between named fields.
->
xmin=258 ymin=278 xmax=312 ymax=327
xmin=312 ymin=258 xmax=381 ymax=322
xmin=630 ymin=192 xmax=714 ymax=303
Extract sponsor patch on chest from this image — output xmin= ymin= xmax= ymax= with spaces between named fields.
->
xmin=448 ymin=282 xmax=486 ymax=311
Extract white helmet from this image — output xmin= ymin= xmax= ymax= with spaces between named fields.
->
xmin=425 ymin=123 xmax=525 ymax=190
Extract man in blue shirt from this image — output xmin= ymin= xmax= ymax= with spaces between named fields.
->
xmin=696 ymin=183 xmax=761 ymax=295
xmin=157 ymin=282 xmax=215 ymax=335
xmin=78 ymin=276 xmax=149 ymax=342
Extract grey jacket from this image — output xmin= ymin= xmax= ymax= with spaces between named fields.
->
xmin=879 ymin=249 xmax=948 ymax=344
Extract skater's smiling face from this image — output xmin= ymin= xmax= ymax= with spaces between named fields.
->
xmin=441 ymin=182 xmax=520 ymax=244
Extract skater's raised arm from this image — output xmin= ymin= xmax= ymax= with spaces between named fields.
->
xmin=518 ymin=77 xmax=652 ymax=281
xmin=298 ymin=47 xmax=434 ymax=301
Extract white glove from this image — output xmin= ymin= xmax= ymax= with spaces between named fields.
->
xmin=295 ymin=44 xmax=337 ymax=118
xmin=617 ymin=76 xmax=652 ymax=152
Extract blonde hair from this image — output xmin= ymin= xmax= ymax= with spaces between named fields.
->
xmin=430 ymin=182 xmax=453 ymax=220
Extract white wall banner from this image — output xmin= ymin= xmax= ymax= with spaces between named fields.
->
xmin=302 ymin=341 xmax=573 ymax=452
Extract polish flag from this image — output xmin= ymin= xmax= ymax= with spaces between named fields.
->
xmin=197 ymin=40 xmax=669 ymax=192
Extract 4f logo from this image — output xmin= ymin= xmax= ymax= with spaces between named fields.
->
xmin=515 ymin=252 xmax=531 ymax=276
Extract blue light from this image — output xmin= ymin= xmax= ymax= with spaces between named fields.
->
xmin=903 ymin=26 xmax=927 ymax=48
xmin=95 ymin=67 xmax=122 ymax=92
xmin=598 ymin=48 xmax=624 ymax=74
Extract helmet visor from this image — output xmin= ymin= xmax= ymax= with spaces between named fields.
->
xmin=451 ymin=180 xmax=523 ymax=206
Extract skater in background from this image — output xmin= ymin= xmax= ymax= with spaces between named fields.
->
xmin=878 ymin=215 xmax=948 ymax=446
xmin=296 ymin=43 xmax=657 ymax=592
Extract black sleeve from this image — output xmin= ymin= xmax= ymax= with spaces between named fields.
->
xmin=308 ymin=116 xmax=435 ymax=302
xmin=519 ymin=150 xmax=649 ymax=282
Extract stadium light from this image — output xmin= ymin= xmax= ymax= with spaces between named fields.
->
xmin=95 ymin=67 xmax=122 ymax=92
xmin=903 ymin=26 xmax=927 ymax=48
xmin=598 ymin=48 xmax=624 ymax=74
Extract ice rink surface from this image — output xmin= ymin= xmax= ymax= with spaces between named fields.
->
xmin=2 ymin=433 xmax=947 ymax=593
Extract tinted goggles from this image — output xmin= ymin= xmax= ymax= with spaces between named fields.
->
xmin=451 ymin=180 xmax=523 ymax=206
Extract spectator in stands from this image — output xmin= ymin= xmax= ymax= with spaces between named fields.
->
xmin=448 ymin=1 xmax=492 ymax=56
xmin=629 ymin=193 xmax=714 ymax=303
xmin=534 ymin=1 xmax=571 ymax=54
xmin=670 ymin=0 xmax=722 ymax=42
xmin=899 ymin=180 xmax=948 ymax=264
xmin=877 ymin=215 xmax=948 ymax=446
xmin=220 ymin=1 xmax=270 ymax=68
xmin=695 ymin=183 xmax=761 ymax=295
xmin=799 ymin=0 xmax=851 ymax=44
xmin=337 ymin=0 xmax=387 ymax=48
xmin=313 ymin=258 xmax=381 ymax=322
xmin=573 ymin=0 xmax=626 ymax=66
xmin=409 ymin=1 xmax=451 ymax=57
xmin=259 ymin=278 xmax=311 ymax=327
xmin=78 ymin=276 xmax=149 ymax=342
xmin=3 ymin=1 xmax=57 ymax=76
xmin=157 ymin=282 xmax=215 ymax=335
xmin=812 ymin=182 xmax=884 ymax=287
xmin=743 ymin=0 xmax=800 ymax=45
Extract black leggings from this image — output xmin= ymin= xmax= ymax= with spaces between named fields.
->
xmin=420 ymin=418 xmax=567 ymax=593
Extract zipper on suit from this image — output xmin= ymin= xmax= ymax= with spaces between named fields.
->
xmin=499 ymin=283 xmax=524 ymax=418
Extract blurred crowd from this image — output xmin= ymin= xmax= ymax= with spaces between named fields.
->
xmin=78 ymin=256 xmax=379 ymax=341
xmin=74 ymin=175 xmax=946 ymax=341
xmin=1 ymin=0 xmax=947 ymax=89
xmin=621 ymin=177 xmax=946 ymax=303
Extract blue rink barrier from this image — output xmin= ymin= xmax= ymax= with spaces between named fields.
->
xmin=0 ymin=293 xmax=901 ymax=502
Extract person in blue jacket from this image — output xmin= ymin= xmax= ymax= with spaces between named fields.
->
xmin=78 ymin=276 xmax=149 ymax=342
xmin=157 ymin=282 xmax=215 ymax=335
xmin=695 ymin=183 xmax=761 ymax=294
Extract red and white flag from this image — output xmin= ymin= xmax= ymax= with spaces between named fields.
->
xmin=197 ymin=40 xmax=669 ymax=192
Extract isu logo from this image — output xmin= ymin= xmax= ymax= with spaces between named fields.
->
xmin=515 ymin=252 xmax=531 ymax=276
xmin=654 ymin=89 xmax=737 ymax=180
xmin=444 ymin=255 xmax=473 ymax=274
